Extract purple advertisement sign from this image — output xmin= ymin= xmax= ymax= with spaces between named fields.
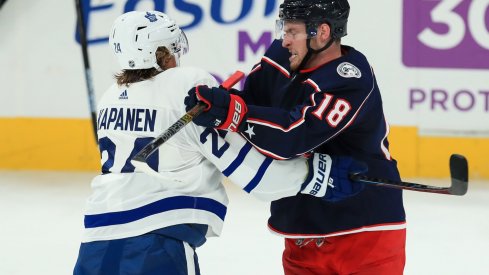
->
xmin=403 ymin=0 xmax=489 ymax=69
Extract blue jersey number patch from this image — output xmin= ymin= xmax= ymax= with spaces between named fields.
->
xmin=99 ymin=137 xmax=159 ymax=174
xmin=199 ymin=129 xmax=230 ymax=158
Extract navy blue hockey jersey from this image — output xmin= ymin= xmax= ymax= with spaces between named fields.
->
xmin=239 ymin=40 xmax=406 ymax=237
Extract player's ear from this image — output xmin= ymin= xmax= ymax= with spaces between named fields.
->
xmin=162 ymin=55 xmax=176 ymax=70
xmin=156 ymin=46 xmax=176 ymax=70
xmin=317 ymin=23 xmax=331 ymax=42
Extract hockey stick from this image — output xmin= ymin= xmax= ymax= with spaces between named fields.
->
xmin=350 ymin=154 xmax=468 ymax=196
xmin=0 ymin=0 xmax=7 ymax=9
xmin=75 ymin=0 xmax=98 ymax=143
xmin=131 ymin=71 xmax=245 ymax=174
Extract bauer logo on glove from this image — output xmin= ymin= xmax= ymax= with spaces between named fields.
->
xmin=227 ymin=100 xmax=244 ymax=131
xmin=301 ymin=154 xmax=367 ymax=202
xmin=303 ymin=154 xmax=332 ymax=197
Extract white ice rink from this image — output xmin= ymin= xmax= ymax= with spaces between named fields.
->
xmin=0 ymin=171 xmax=488 ymax=275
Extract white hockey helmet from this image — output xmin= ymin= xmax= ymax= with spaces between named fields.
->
xmin=109 ymin=11 xmax=189 ymax=70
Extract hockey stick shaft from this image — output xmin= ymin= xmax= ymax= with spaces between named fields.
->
xmin=0 ymin=0 xmax=7 ymax=9
xmin=350 ymin=154 xmax=468 ymax=196
xmin=132 ymin=71 xmax=245 ymax=165
xmin=351 ymin=175 xmax=455 ymax=194
xmin=75 ymin=0 xmax=98 ymax=143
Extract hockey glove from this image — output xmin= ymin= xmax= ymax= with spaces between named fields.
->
xmin=301 ymin=154 xmax=367 ymax=202
xmin=184 ymin=85 xmax=248 ymax=132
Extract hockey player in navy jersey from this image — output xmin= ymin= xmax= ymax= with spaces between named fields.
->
xmin=73 ymin=10 xmax=368 ymax=275
xmin=185 ymin=0 xmax=406 ymax=274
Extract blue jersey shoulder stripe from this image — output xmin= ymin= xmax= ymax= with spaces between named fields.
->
xmin=243 ymin=158 xmax=273 ymax=193
xmin=84 ymin=196 xmax=227 ymax=228
xmin=222 ymin=143 xmax=253 ymax=177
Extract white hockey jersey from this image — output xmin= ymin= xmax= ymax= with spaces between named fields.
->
xmin=82 ymin=67 xmax=309 ymax=243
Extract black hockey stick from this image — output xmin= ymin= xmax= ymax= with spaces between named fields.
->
xmin=75 ymin=0 xmax=98 ymax=143
xmin=0 ymin=0 xmax=8 ymax=9
xmin=350 ymin=154 xmax=468 ymax=196
xmin=131 ymin=71 xmax=245 ymax=174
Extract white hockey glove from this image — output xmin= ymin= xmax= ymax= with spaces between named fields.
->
xmin=301 ymin=153 xmax=367 ymax=202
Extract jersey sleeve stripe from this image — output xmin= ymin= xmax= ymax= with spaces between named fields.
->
xmin=84 ymin=196 xmax=227 ymax=228
xmin=247 ymin=104 xmax=311 ymax=132
xmin=249 ymin=64 xmax=262 ymax=75
xmin=262 ymin=56 xmax=290 ymax=78
xmin=380 ymin=117 xmax=392 ymax=160
xmin=246 ymin=78 xmax=321 ymax=132
xmin=222 ymin=143 xmax=253 ymax=177
xmin=243 ymin=158 xmax=273 ymax=193
xmin=303 ymin=79 xmax=321 ymax=92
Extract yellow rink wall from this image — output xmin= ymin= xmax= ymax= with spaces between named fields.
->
xmin=0 ymin=118 xmax=488 ymax=179
xmin=0 ymin=118 xmax=100 ymax=171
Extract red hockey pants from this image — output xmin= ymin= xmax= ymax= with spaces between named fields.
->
xmin=283 ymin=229 xmax=406 ymax=275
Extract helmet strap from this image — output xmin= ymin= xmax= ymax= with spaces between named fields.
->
xmin=153 ymin=63 xmax=164 ymax=72
xmin=295 ymin=37 xmax=335 ymax=72
xmin=309 ymin=36 xmax=336 ymax=55
xmin=295 ymin=46 xmax=312 ymax=73
xmin=174 ymin=54 xmax=181 ymax=67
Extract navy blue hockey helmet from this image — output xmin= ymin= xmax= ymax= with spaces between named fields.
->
xmin=278 ymin=0 xmax=350 ymax=39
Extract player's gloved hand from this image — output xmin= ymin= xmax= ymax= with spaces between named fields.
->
xmin=222 ymin=87 xmax=243 ymax=96
xmin=184 ymin=85 xmax=248 ymax=132
xmin=301 ymin=154 xmax=367 ymax=202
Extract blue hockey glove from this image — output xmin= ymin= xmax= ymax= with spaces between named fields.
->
xmin=184 ymin=85 xmax=248 ymax=132
xmin=301 ymin=154 xmax=367 ymax=202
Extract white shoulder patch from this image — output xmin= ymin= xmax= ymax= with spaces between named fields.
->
xmin=337 ymin=62 xmax=362 ymax=78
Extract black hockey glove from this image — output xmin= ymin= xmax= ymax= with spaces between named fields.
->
xmin=301 ymin=154 xmax=367 ymax=202
xmin=184 ymin=85 xmax=248 ymax=132
xmin=223 ymin=87 xmax=247 ymax=98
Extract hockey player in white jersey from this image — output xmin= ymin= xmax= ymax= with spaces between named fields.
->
xmin=73 ymin=11 xmax=366 ymax=275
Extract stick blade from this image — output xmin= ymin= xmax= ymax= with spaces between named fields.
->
xmin=449 ymin=154 xmax=469 ymax=196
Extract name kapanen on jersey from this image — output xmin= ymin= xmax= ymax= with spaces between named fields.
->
xmin=97 ymin=107 xmax=157 ymax=132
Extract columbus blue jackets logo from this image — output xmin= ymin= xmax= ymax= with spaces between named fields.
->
xmin=337 ymin=62 xmax=362 ymax=78
xmin=144 ymin=12 xmax=157 ymax=22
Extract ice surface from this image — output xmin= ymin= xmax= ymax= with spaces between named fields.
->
xmin=0 ymin=171 xmax=487 ymax=275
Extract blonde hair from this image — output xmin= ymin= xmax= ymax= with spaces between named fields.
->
xmin=115 ymin=46 xmax=174 ymax=86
